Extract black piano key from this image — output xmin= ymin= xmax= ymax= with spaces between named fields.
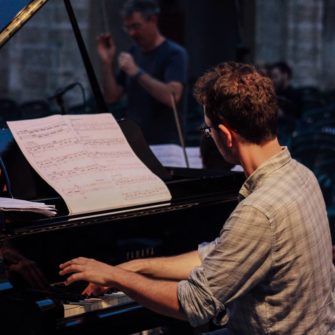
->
xmin=50 ymin=282 xmax=86 ymax=302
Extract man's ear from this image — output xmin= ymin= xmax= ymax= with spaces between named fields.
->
xmin=218 ymin=124 xmax=233 ymax=147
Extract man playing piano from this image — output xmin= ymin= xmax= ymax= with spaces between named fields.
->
xmin=97 ymin=0 xmax=188 ymax=145
xmin=60 ymin=62 xmax=335 ymax=335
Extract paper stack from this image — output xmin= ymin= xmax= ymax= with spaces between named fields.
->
xmin=0 ymin=197 xmax=57 ymax=217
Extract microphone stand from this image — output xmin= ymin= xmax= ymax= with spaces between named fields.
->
xmin=55 ymin=95 xmax=67 ymax=115
xmin=170 ymin=93 xmax=190 ymax=168
xmin=49 ymin=82 xmax=87 ymax=115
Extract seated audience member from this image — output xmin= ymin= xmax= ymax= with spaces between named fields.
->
xmin=255 ymin=61 xmax=270 ymax=77
xmin=60 ymin=62 xmax=335 ymax=335
xmin=270 ymin=61 xmax=302 ymax=119
xmin=269 ymin=61 xmax=301 ymax=145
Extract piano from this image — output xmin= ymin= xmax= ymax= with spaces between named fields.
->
xmin=0 ymin=1 xmax=245 ymax=334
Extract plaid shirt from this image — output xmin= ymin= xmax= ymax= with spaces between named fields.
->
xmin=178 ymin=148 xmax=335 ymax=334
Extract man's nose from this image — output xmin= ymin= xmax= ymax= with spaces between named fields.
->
xmin=128 ymin=29 xmax=137 ymax=38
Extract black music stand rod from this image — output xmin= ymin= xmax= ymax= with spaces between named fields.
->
xmin=170 ymin=93 xmax=189 ymax=168
xmin=63 ymin=0 xmax=108 ymax=114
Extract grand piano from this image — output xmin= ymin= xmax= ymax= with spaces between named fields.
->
xmin=0 ymin=1 xmax=245 ymax=334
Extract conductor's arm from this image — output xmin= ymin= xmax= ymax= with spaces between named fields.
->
xmin=97 ymin=34 xmax=124 ymax=103
xmin=118 ymin=52 xmax=184 ymax=108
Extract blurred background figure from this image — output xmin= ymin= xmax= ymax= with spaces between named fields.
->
xmin=269 ymin=61 xmax=302 ymax=146
xmin=255 ymin=61 xmax=270 ymax=77
xmin=97 ymin=0 xmax=188 ymax=145
xmin=270 ymin=61 xmax=302 ymax=119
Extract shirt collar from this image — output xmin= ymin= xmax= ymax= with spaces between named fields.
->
xmin=239 ymin=147 xmax=291 ymax=199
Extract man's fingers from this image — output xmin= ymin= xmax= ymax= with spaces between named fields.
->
xmin=83 ymin=284 xmax=101 ymax=297
xmin=59 ymin=263 xmax=85 ymax=276
xmin=83 ymin=284 xmax=110 ymax=297
xmin=63 ymin=273 xmax=83 ymax=286
xmin=118 ymin=52 xmax=131 ymax=63
xmin=82 ymin=285 xmax=92 ymax=296
xmin=60 ymin=257 xmax=88 ymax=269
xmin=118 ymin=54 xmax=126 ymax=65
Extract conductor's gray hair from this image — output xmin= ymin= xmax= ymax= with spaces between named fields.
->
xmin=121 ymin=0 xmax=160 ymax=20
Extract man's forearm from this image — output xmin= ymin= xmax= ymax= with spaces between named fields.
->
xmin=101 ymin=61 xmax=123 ymax=103
xmin=108 ymin=266 xmax=186 ymax=321
xmin=118 ymin=250 xmax=201 ymax=280
xmin=137 ymin=72 xmax=182 ymax=107
xmin=59 ymin=257 xmax=187 ymax=322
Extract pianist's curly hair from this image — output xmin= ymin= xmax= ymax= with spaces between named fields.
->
xmin=194 ymin=62 xmax=278 ymax=144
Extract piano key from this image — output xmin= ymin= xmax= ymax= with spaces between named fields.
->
xmin=63 ymin=291 xmax=133 ymax=318
xmin=50 ymin=282 xmax=86 ymax=302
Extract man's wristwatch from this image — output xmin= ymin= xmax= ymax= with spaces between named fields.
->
xmin=133 ymin=68 xmax=144 ymax=80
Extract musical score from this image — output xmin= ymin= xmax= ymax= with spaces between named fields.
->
xmin=7 ymin=114 xmax=171 ymax=214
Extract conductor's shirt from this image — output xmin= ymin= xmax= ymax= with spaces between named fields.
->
xmin=117 ymin=39 xmax=188 ymax=145
xmin=178 ymin=147 xmax=335 ymax=334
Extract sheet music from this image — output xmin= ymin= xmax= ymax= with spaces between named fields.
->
xmin=149 ymin=144 xmax=203 ymax=169
xmin=150 ymin=144 xmax=242 ymax=171
xmin=231 ymin=164 xmax=244 ymax=172
xmin=7 ymin=114 xmax=171 ymax=214
xmin=185 ymin=147 xmax=203 ymax=169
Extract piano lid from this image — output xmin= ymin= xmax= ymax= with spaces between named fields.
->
xmin=0 ymin=0 xmax=48 ymax=48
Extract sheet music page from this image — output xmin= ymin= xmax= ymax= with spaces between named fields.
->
xmin=150 ymin=144 xmax=203 ymax=169
xmin=7 ymin=114 xmax=171 ymax=214
xmin=186 ymin=147 xmax=203 ymax=169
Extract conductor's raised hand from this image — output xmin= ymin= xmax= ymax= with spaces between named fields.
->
xmin=118 ymin=52 xmax=139 ymax=77
xmin=59 ymin=257 xmax=115 ymax=287
xmin=97 ymin=33 xmax=116 ymax=64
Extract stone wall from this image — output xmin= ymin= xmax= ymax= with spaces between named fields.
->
xmin=1 ymin=0 xmax=335 ymax=105
xmin=1 ymin=0 xmax=91 ymax=105
xmin=255 ymin=0 xmax=335 ymax=89
xmin=286 ymin=0 xmax=323 ymax=87
xmin=322 ymin=0 xmax=335 ymax=89
xmin=255 ymin=0 xmax=287 ymax=64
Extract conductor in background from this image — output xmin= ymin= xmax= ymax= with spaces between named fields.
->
xmin=60 ymin=62 xmax=335 ymax=334
xmin=97 ymin=0 xmax=188 ymax=145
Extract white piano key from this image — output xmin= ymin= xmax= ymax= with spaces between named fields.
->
xmin=63 ymin=291 xmax=133 ymax=318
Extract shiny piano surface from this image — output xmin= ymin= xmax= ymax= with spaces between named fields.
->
xmin=0 ymin=0 xmax=245 ymax=334
xmin=0 ymin=161 xmax=244 ymax=334
xmin=0 ymin=124 xmax=244 ymax=334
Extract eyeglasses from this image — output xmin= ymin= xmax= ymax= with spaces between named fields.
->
xmin=123 ymin=23 xmax=142 ymax=32
xmin=200 ymin=126 xmax=213 ymax=138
